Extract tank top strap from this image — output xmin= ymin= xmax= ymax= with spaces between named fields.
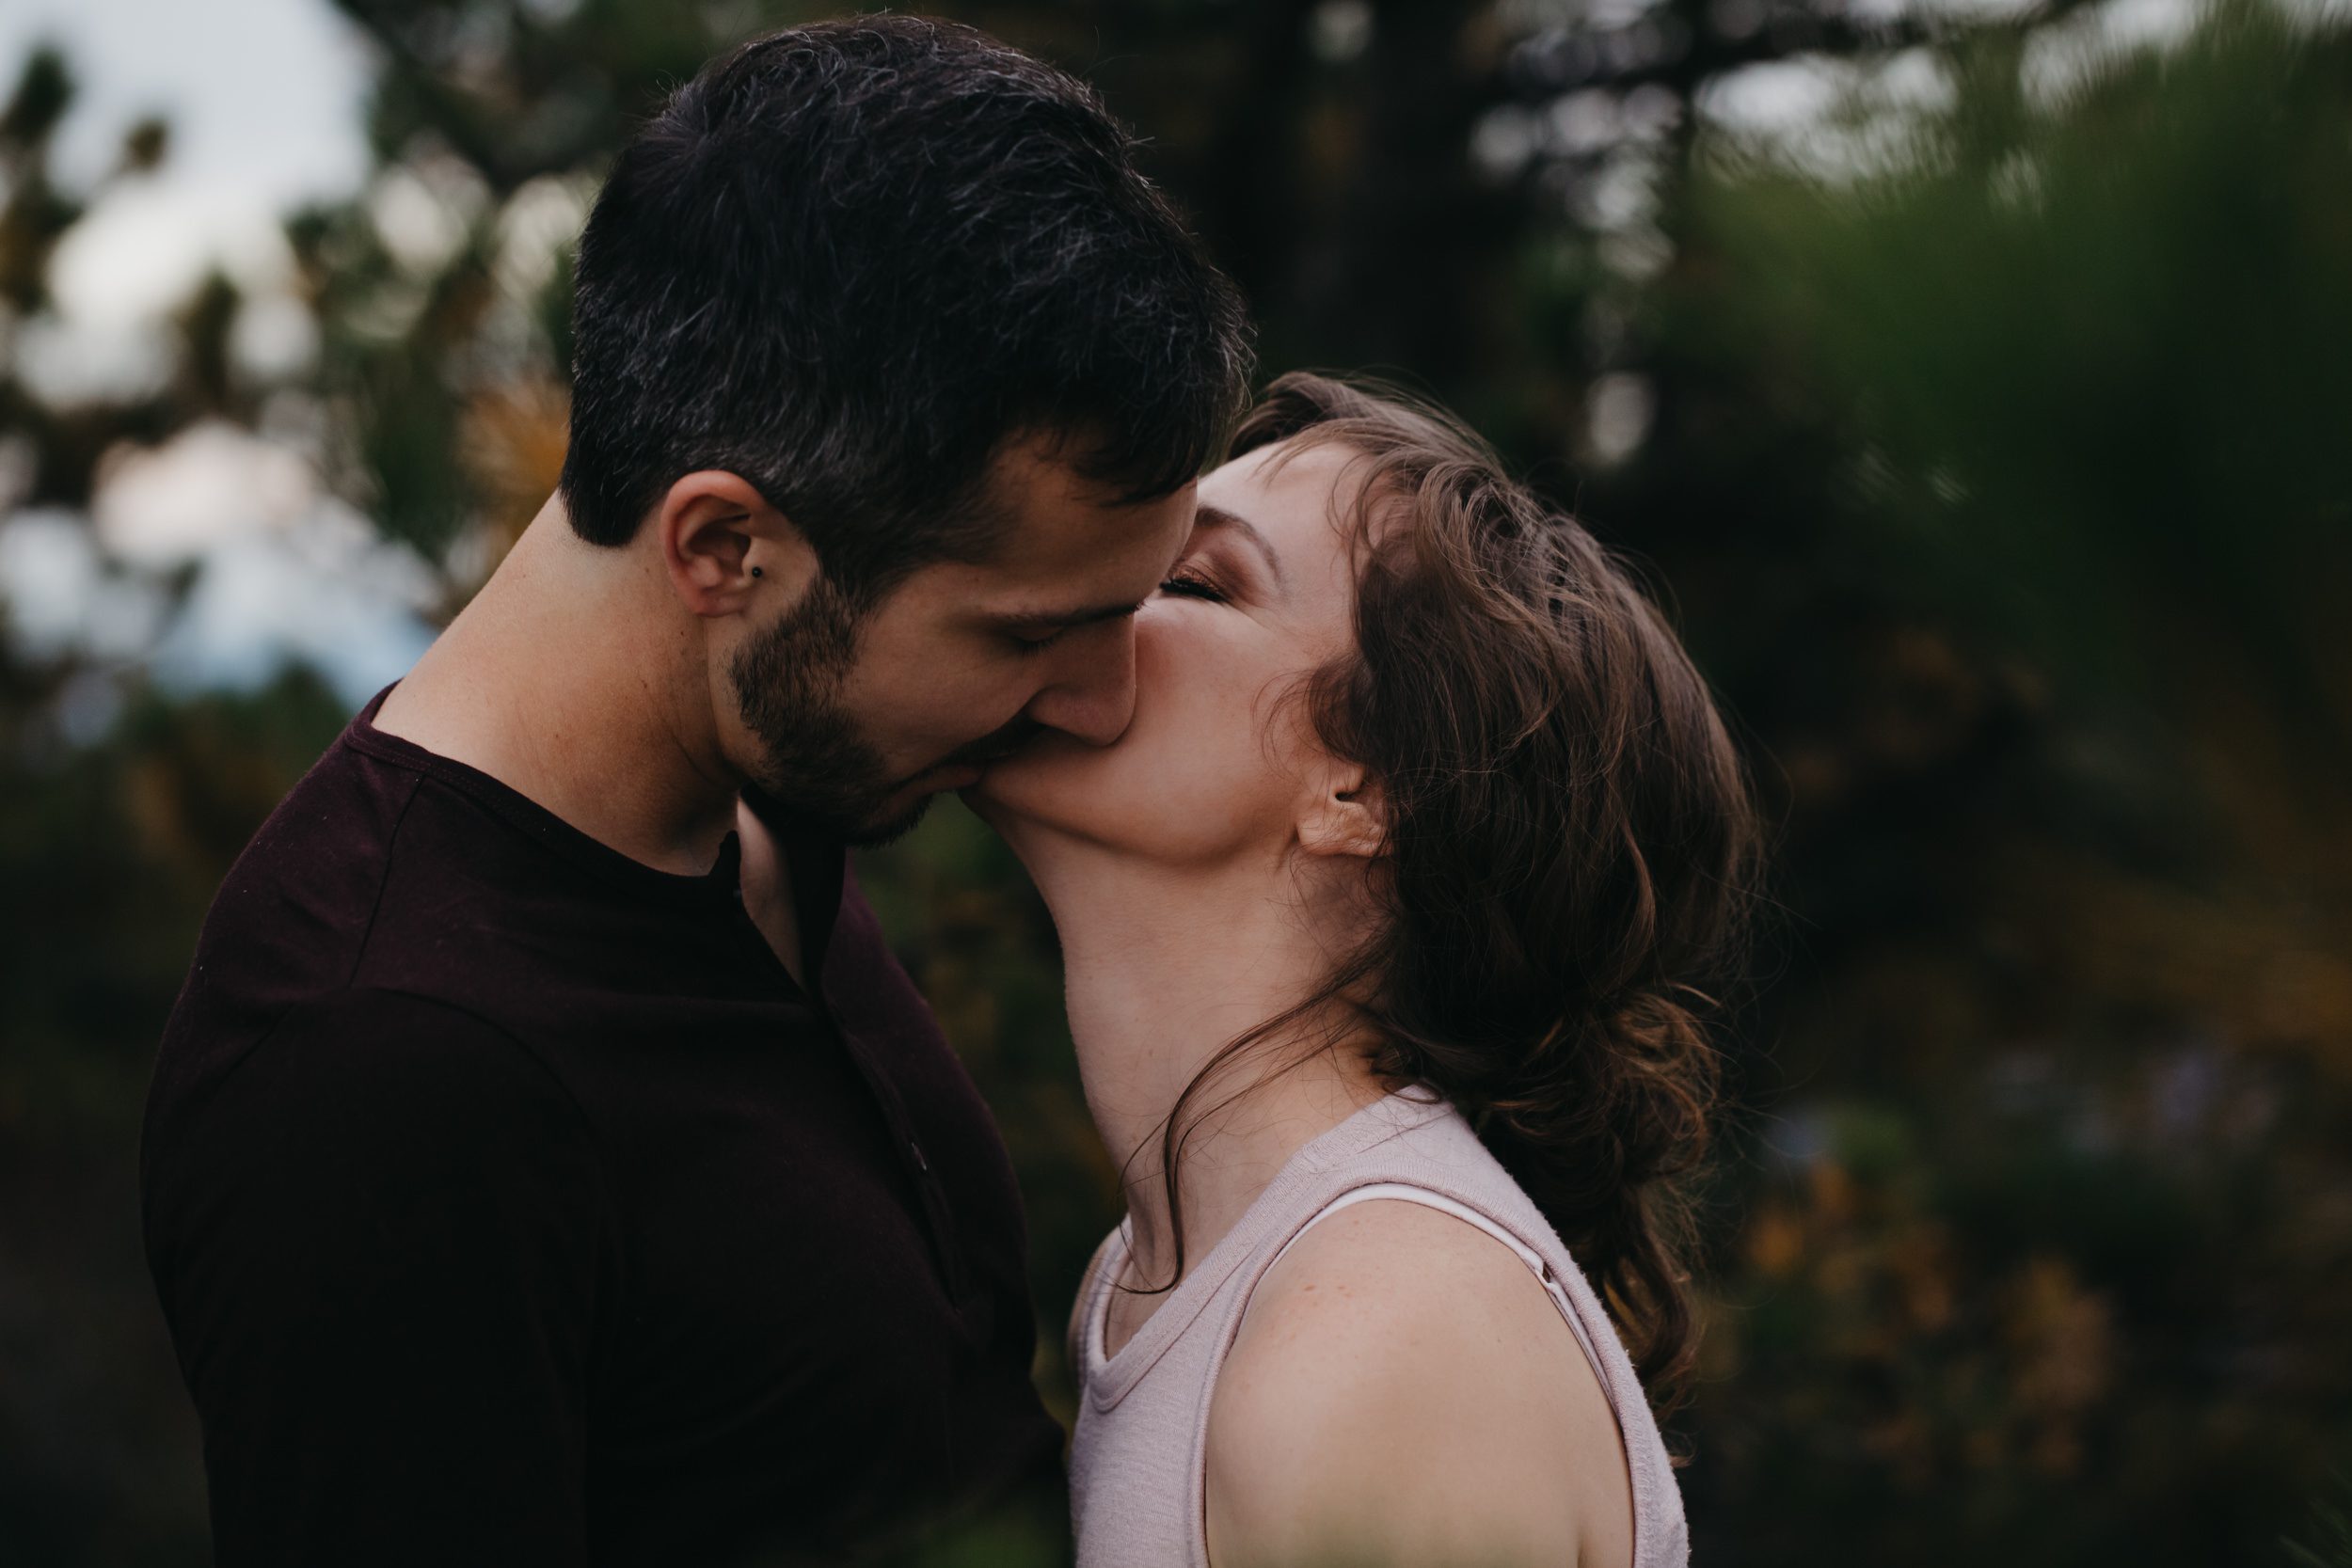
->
xmin=1191 ymin=1092 xmax=1690 ymax=1568
xmin=1071 ymin=1223 xmax=1130 ymax=1383
xmin=1265 ymin=1180 xmax=1618 ymax=1420
xmin=1084 ymin=1090 xmax=1456 ymax=1410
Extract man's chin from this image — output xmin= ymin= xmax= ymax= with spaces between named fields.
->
xmin=744 ymin=775 xmax=935 ymax=850
xmin=754 ymin=757 xmax=1002 ymax=849
xmin=833 ymin=789 xmax=940 ymax=850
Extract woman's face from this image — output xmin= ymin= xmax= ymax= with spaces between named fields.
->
xmin=968 ymin=437 xmax=1366 ymax=871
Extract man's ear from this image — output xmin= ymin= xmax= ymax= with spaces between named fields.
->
xmin=1297 ymin=763 xmax=1388 ymax=862
xmin=656 ymin=469 xmax=819 ymax=618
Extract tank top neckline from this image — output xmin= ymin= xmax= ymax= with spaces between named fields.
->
xmin=1087 ymin=1086 xmax=1453 ymax=1410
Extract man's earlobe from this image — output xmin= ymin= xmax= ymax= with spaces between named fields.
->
xmin=659 ymin=470 xmax=816 ymax=617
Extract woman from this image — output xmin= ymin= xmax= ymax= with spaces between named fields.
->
xmin=972 ymin=370 xmax=1757 ymax=1568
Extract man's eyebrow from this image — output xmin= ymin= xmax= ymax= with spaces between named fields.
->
xmin=1194 ymin=501 xmax=1286 ymax=585
xmin=991 ymin=597 xmax=1147 ymax=634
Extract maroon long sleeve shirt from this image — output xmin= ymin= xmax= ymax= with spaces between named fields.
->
xmin=139 ymin=686 xmax=1064 ymax=1565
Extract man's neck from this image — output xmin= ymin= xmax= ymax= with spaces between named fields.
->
xmin=1040 ymin=849 xmax=1385 ymax=1293
xmin=373 ymin=496 xmax=744 ymax=878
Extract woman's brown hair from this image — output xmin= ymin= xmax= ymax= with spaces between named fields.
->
xmin=1143 ymin=370 xmax=1761 ymax=1409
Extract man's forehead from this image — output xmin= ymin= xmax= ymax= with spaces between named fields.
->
xmin=985 ymin=430 xmax=1160 ymax=513
xmin=879 ymin=437 xmax=1194 ymax=634
xmin=978 ymin=436 xmax=1194 ymax=575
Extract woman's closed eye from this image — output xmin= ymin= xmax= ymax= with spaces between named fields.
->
xmin=1157 ymin=568 xmax=1227 ymax=604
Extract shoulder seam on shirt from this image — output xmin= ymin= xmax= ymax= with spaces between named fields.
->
xmin=342 ymin=723 xmax=591 ymax=855
xmin=339 ymin=768 xmax=425 ymax=990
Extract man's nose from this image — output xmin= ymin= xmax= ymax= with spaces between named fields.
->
xmin=1022 ymin=618 xmax=1139 ymax=747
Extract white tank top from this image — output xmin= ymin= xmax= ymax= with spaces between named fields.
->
xmin=1068 ymin=1087 xmax=1691 ymax=1567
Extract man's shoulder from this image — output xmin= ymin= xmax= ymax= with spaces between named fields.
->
xmin=153 ymin=725 xmax=599 ymax=1160
xmin=154 ymin=732 xmax=429 ymax=1085
xmin=171 ymin=718 xmax=510 ymax=990
xmin=144 ymin=984 xmax=603 ymax=1262
xmin=260 ymin=986 xmax=589 ymax=1140
xmin=178 ymin=723 xmax=596 ymax=1050
xmin=239 ymin=719 xmax=425 ymax=863
xmin=140 ymin=982 xmax=612 ymax=1360
xmin=152 ymin=983 xmax=584 ymax=1153
xmin=270 ymin=981 xmax=530 ymax=1048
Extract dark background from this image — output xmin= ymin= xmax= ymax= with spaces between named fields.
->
xmin=2 ymin=0 xmax=2347 ymax=1562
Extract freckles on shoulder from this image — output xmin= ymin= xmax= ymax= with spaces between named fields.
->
xmin=1202 ymin=1200 xmax=1612 ymax=1568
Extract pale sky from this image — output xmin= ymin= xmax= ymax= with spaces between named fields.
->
xmin=1 ymin=0 xmax=373 ymax=325
xmin=0 ymin=0 xmax=406 ymax=707
xmin=0 ymin=0 xmax=2255 ymax=711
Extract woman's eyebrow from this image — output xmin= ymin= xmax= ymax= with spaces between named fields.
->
xmin=1195 ymin=501 xmax=1286 ymax=586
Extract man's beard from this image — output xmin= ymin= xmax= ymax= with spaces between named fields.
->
xmin=727 ymin=578 xmax=1048 ymax=848
xmin=727 ymin=577 xmax=932 ymax=848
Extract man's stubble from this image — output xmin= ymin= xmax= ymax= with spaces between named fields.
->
xmin=727 ymin=576 xmax=934 ymax=849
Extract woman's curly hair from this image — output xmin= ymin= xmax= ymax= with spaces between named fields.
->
xmin=1144 ymin=370 xmax=1761 ymax=1411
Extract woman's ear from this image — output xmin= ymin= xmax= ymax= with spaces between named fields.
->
xmin=1297 ymin=763 xmax=1387 ymax=861
xmin=658 ymin=469 xmax=820 ymax=617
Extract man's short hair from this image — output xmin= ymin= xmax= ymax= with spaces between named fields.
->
xmin=559 ymin=15 xmax=1253 ymax=600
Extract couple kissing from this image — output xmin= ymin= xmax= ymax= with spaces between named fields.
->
xmin=141 ymin=16 xmax=1754 ymax=1568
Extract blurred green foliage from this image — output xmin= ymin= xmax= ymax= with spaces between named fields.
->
xmin=1 ymin=0 xmax=2347 ymax=1563
xmin=2286 ymin=1470 xmax=2352 ymax=1568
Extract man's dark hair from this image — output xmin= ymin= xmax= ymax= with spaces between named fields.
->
xmin=560 ymin=15 xmax=1253 ymax=599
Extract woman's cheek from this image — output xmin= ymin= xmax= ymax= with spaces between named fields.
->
xmin=1170 ymin=656 xmax=1311 ymax=847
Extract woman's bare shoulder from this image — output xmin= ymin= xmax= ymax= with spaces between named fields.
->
xmin=1203 ymin=1197 xmax=1632 ymax=1568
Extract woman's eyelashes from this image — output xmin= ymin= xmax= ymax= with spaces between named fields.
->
xmin=1157 ymin=567 xmax=1227 ymax=603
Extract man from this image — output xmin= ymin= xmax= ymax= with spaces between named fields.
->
xmin=138 ymin=16 xmax=1250 ymax=1565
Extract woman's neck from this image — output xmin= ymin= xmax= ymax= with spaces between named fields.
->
xmin=1043 ymin=852 xmax=1387 ymax=1289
